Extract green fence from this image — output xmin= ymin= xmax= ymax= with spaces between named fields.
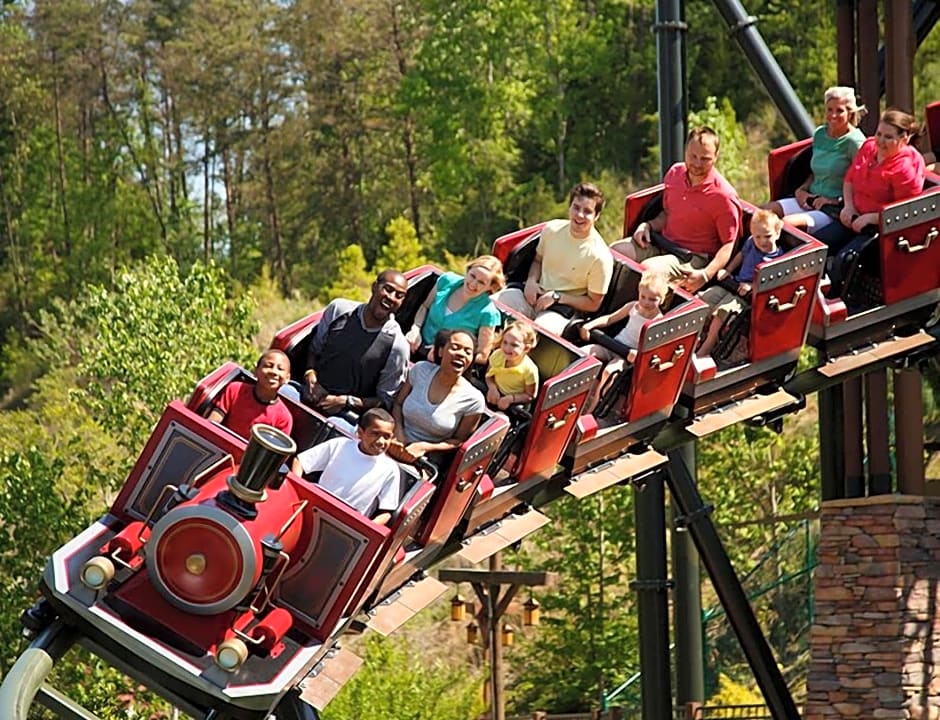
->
xmin=702 ymin=518 xmax=818 ymax=696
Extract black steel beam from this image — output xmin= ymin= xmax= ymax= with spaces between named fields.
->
xmin=665 ymin=451 xmax=800 ymax=720
xmin=710 ymin=0 xmax=814 ymax=137
xmin=632 ymin=472 xmax=673 ymax=720
xmin=655 ymin=0 xmax=687 ymax=172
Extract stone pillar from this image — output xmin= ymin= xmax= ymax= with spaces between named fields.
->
xmin=805 ymin=496 xmax=940 ymax=719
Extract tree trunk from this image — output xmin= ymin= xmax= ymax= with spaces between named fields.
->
xmin=203 ymin=131 xmax=212 ymax=263
xmin=221 ymin=140 xmax=238 ymax=277
xmin=388 ymin=1 xmax=422 ymax=240
xmin=51 ymin=50 xmax=71 ymax=261
xmin=260 ymin=115 xmax=288 ymax=295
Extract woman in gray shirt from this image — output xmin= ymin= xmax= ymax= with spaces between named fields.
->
xmin=393 ymin=329 xmax=485 ymax=460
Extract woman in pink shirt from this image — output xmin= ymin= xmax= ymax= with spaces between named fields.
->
xmin=815 ymin=108 xmax=926 ymax=252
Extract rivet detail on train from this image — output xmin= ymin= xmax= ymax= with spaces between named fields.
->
xmin=882 ymin=194 xmax=940 ymax=233
xmin=755 ymin=247 xmax=827 ymax=293
xmin=642 ymin=306 xmax=710 ymax=350
xmin=544 ymin=368 xmax=601 ymax=405
xmin=456 ymin=436 xmax=505 ymax=474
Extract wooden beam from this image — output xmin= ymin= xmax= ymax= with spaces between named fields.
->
xmin=437 ymin=569 xmax=557 ymax=586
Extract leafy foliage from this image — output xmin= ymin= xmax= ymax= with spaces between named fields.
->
xmin=0 ymin=450 xmax=90 ymax=675
xmin=52 ymin=257 xmax=254 ymax=455
xmin=324 ymin=632 xmax=484 ymax=720
xmin=320 ymin=244 xmax=374 ymax=304
xmin=707 ymin=673 xmax=765 ymax=706
xmin=510 ymin=489 xmax=640 ymax=712
xmin=375 ymin=216 xmax=429 ymax=274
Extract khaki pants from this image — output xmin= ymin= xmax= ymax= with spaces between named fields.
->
xmin=611 ymin=239 xmax=710 ymax=281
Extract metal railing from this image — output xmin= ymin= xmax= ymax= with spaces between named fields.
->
xmin=507 ymin=705 xmax=772 ymax=720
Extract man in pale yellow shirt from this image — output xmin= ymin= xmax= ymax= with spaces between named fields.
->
xmin=496 ymin=182 xmax=614 ymax=336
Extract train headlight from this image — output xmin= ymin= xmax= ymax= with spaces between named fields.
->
xmin=215 ymin=638 xmax=248 ymax=672
xmin=80 ymin=556 xmax=115 ymax=590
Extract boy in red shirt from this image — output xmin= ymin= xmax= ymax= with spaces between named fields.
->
xmin=208 ymin=349 xmax=294 ymax=439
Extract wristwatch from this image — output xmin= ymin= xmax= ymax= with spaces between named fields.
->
xmin=551 ymin=290 xmax=561 ymax=303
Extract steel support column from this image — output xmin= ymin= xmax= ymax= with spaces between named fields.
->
xmin=884 ymin=0 xmax=914 ymax=111
xmin=836 ymin=0 xmax=857 ymax=88
xmin=819 ymin=385 xmax=846 ymax=501
xmin=655 ymin=0 xmax=687 ymax=175
xmin=633 ymin=472 xmax=672 ymax=720
xmin=843 ymin=376 xmax=865 ymax=498
xmin=857 ymin=0 xmax=880 ymax=135
xmin=710 ymin=0 xmax=814 ymax=137
xmin=672 ymin=444 xmax=704 ymax=707
xmin=665 ymin=451 xmax=799 ymax=720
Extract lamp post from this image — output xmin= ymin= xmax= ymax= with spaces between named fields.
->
xmin=439 ymin=555 xmax=556 ymax=720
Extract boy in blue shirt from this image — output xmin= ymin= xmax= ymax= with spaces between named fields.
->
xmin=696 ymin=209 xmax=785 ymax=358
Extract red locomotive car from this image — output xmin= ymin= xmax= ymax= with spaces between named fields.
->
xmin=35 ymin=398 xmax=437 ymax=718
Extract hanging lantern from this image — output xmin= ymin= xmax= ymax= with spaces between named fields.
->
xmin=501 ymin=624 xmax=515 ymax=647
xmin=466 ymin=621 xmax=479 ymax=645
xmin=523 ymin=597 xmax=541 ymax=626
xmin=450 ymin=594 xmax=466 ymax=622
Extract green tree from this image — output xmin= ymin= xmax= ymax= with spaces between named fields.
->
xmin=320 ymin=243 xmax=374 ymax=304
xmin=374 ymin=216 xmax=428 ymax=272
xmin=511 ymin=489 xmax=640 ymax=712
xmin=74 ymin=257 xmax=255 ymax=454
xmin=0 ymin=451 xmax=90 ymax=674
xmin=2 ymin=255 xmax=255 ymax=462
xmin=324 ymin=632 xmax=484 ymax=720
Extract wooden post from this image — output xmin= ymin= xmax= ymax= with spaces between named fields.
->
xmin=894 ymin=368 xmax=925 ymax=494
xmin=489 ymin=554 xmax=505 ymax=720
xmin=865 ymin=369 xmax=892 ymax=494
xmin=884 ymin=0 xmax=914 ymax=111
xmin=438 ymin=563 xmax=556 ymax=720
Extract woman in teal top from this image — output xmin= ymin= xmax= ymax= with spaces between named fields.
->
xmin=406 ymin=255 xmax=505 ymax=365
xmin=765 ymin=86 xmax=866 ymax=232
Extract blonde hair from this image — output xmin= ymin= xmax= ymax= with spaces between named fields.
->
xmin=467 ymin=255 xmax=506 ymax=293
xmin=824 ymin=86 xmax=867 ymax=126
xmin=750 ymin=208 xmax=784 ymax=234
xmin=638 ymin=269 xmax=669 ymax=299
xmin=501 ymin=320 xmax=538 ymax=350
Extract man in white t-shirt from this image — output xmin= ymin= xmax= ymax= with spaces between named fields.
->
xmin=291 ymin=408 xmax=401 ymax=525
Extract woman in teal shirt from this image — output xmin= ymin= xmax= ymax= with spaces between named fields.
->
xmin=765 ymin=86 xmax=866 ymax=232
xmin=406 ymin=255 xmax=505 ymax=365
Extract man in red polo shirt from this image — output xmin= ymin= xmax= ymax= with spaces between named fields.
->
xmin=612 ymin=126 xmax=741 ymax=293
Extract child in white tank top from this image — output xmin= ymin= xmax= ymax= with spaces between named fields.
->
xmin=578 ymin=270 xmax=669 ymax=415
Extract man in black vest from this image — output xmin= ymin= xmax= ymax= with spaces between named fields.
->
xmin=302 ymin=270 xmax=410 ymax=416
